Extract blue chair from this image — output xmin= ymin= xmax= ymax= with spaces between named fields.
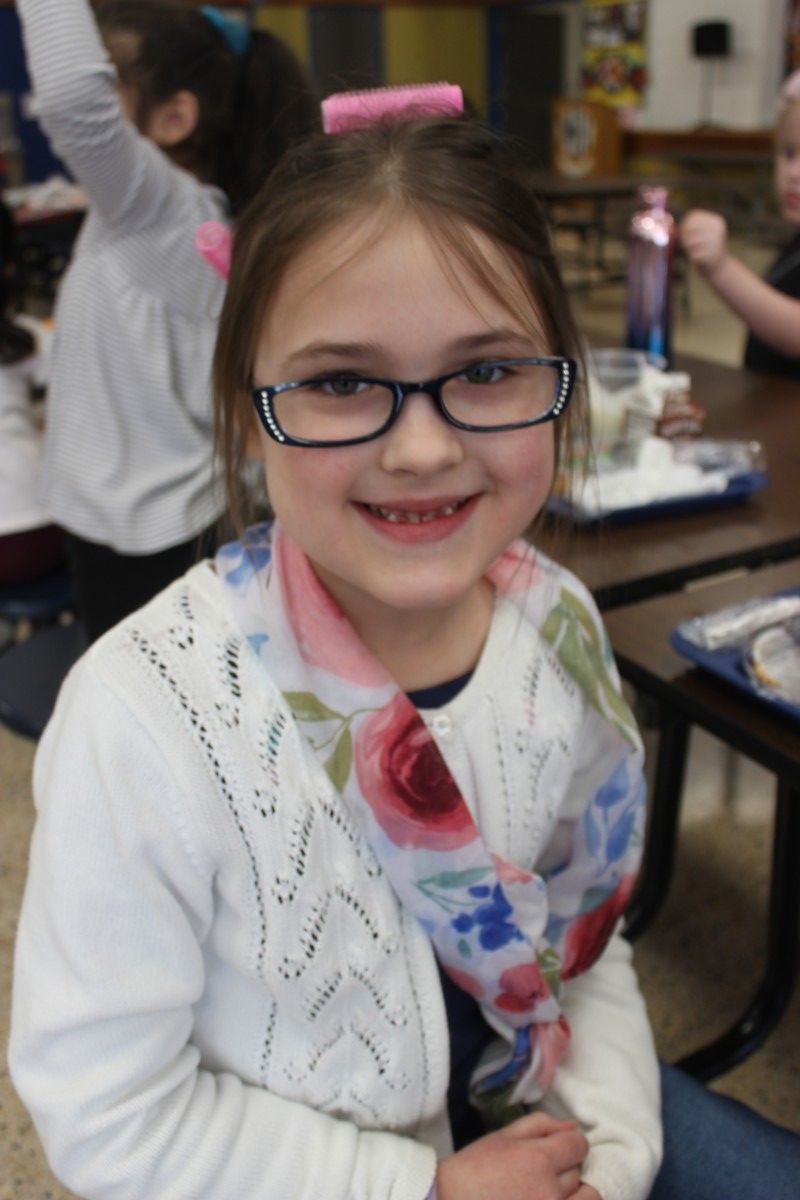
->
xmin=0 ymin=564 xmax=73 ymax=625
xmin=0 ymin=620 xmax=87 ymax=739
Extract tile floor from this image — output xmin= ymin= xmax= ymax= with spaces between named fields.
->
xmin=0 ymin=236 xmax=798 ymax=1200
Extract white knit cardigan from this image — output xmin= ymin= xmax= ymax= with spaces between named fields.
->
xmin=10 ymin=560 xmax=661 ymax=1200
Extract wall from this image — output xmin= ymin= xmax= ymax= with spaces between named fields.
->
xmin=256 ymin=1 xmax=789 ymax=134
xmin=256 ymin=4 xmax=488 ymax=115
xmin=641 ymin=0 xmax=787 ymax=130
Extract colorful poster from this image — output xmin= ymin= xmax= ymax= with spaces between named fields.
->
xmin=581 ymin=1 xmax=646 ymax=108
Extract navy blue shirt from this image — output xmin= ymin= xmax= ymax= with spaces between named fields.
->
xmin=744 ymin=231 xmax=800 ymax=378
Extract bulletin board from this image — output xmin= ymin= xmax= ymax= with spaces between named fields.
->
xmin=580 ymin=0 xmax=646 ymax=108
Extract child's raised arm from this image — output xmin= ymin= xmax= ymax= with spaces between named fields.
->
xmin=680 ymin=207 xmax=800 ymax=359
xmin=17 ymin=0 xmax=184 ymax=231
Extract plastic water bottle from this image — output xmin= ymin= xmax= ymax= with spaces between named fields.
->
xmin=625 ymin=185 xmax=676 ymax=365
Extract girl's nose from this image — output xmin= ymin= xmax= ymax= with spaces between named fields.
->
xmin=379 ymin=391 xmax=465 ymax=475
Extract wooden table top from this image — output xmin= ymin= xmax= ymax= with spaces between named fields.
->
xmin=603 ymin=559 xmax=800 ymax=783
xmin=536 ymin=355 xmax=800 ymax=609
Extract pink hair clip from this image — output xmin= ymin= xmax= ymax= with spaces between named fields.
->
xmin=321 ymin=82 xmax=464 ymax=134
xmin=195 ymin=219 xmax=233 ymax=279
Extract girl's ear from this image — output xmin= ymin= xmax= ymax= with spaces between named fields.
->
xmin=146 ymin=90 xmax=200 ymax=148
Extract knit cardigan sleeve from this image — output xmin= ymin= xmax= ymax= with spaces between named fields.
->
xmin=17 ymin=0 xmax=186 ymax=230
xmin=543 ymin=930 xmax=662 ymax=1200
xmin=9 ymin=659 xmax=436 ymax=1200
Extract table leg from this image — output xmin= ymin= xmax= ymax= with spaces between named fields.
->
xmin=677 ymin=781 xmax=800 ymax=1081
xmin=624 ymin=710 xmax=691 ymax=942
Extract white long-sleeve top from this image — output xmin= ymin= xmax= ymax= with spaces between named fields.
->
xmin=10 ymin=558 xmax=662 ymax=1200
xmin=17 ymin=0 xmax=227 ymax=553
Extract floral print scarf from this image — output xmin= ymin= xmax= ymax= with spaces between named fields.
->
xmin=217 ymin=521 xmax=645 ymax=1120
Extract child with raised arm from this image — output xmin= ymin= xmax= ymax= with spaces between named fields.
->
xmin=679 ymin=70 xmax=800 ymax=377
xmin=10 ymin=89 xmax=800 ymax=1200
xmin=15 ymin=0 xmax=318 ymax=640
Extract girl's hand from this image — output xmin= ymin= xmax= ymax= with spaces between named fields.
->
xmin=436 ymin=1112 xmax=589 ymax=1200
xmin=679 ymin=209 xmax=729 ymax=277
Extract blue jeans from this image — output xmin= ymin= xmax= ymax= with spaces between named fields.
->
xmin=650 ymin=1061 xmax=800 ymax=1200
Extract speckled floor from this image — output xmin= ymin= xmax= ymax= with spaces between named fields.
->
xmin=1 ymin=235 xmax=798 ymax=1198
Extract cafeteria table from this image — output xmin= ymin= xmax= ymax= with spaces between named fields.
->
xmin=603 ymin=560 xmax=800 ymax=1080
xmin=536 ymin=355 xmax=800 ymax=610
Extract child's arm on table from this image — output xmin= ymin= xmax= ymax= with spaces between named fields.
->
xmin=680 ymin=209 xmax=800 ymax=358
xmin=8 ymin=661 xmax=435 ymax=1200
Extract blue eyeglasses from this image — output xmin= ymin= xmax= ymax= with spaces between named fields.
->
xmin=251 ymin=356 xmax=576 ymax=448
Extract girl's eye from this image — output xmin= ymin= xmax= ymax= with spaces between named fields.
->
xmin=321 ymin=377 xmax=369 ymax=397
xmin=462 ymin=362 xmax=506 ymax=385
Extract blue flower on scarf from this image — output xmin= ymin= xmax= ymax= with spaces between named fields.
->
xmin=218 ymin=539 xmax=271 ymax=590
xmin=450 ymin=884 xmax=522 ymax=951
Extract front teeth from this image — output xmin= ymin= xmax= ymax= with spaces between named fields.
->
xmin=366 ymin=500 xmax=465 ymax=524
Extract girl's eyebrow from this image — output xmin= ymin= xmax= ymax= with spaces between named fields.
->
xmin=282 ymin=329 xmax=537 ymax=372
xmin=282 ymin=341 xmax=383 ymax=370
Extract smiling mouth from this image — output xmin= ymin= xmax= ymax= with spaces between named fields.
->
xmin=362 ymin=498 xmax=472 ymax=524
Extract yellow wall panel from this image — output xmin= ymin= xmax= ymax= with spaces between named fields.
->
xmin=254 ymin=6 xmax=310 ymax=67
xmin=384 ymin=8 xmax=486 ymax=116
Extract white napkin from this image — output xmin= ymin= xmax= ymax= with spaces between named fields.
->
xmin=574 ymin=436 xmax=728 ymax=516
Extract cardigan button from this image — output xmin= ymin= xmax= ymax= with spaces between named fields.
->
xmin=431 ymin=713 xmax=453 ymax=736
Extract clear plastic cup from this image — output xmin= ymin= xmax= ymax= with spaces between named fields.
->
xmin=587 ymin=348 xmax=668 ymax=446
xmin=589 ymin=348 xmax=667 ymax=392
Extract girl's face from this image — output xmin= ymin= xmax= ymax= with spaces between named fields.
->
xmin=775 ymin=103 xmax=800 ymax=224
xmin=251 ymin=214 xmax=556 ymax=640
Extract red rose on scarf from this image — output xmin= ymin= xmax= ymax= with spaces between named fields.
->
xmin=495 ymin=962 xmax=550 ymax=1012
xmin=561 ymin=873 xmax=637 ymax=980
xmin=355 ymin=694 xmax=475 ymax=850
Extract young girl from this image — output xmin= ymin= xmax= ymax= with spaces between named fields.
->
xmin=679 ymin=69 xmax=800 ymax=378
xmin=0 ymin=197 xmax=63 ymax=584
xmin=16 ymin=0 xmax=318 ymax=641
xmin=10 ymin=95 xmax=800 ymax=1200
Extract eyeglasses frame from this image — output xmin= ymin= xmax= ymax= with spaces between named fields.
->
xmin=250 ymin=355 xmax=576 ymax=448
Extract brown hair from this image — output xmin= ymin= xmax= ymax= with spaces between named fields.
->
xmin=214 ymin=117 xmax=588 ymax=531
xmin=96 ymin=1 xmax=319 ymax=213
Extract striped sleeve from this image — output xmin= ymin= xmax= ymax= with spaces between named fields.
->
xmin=17 ymin=0 xmax=178 ymax=229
